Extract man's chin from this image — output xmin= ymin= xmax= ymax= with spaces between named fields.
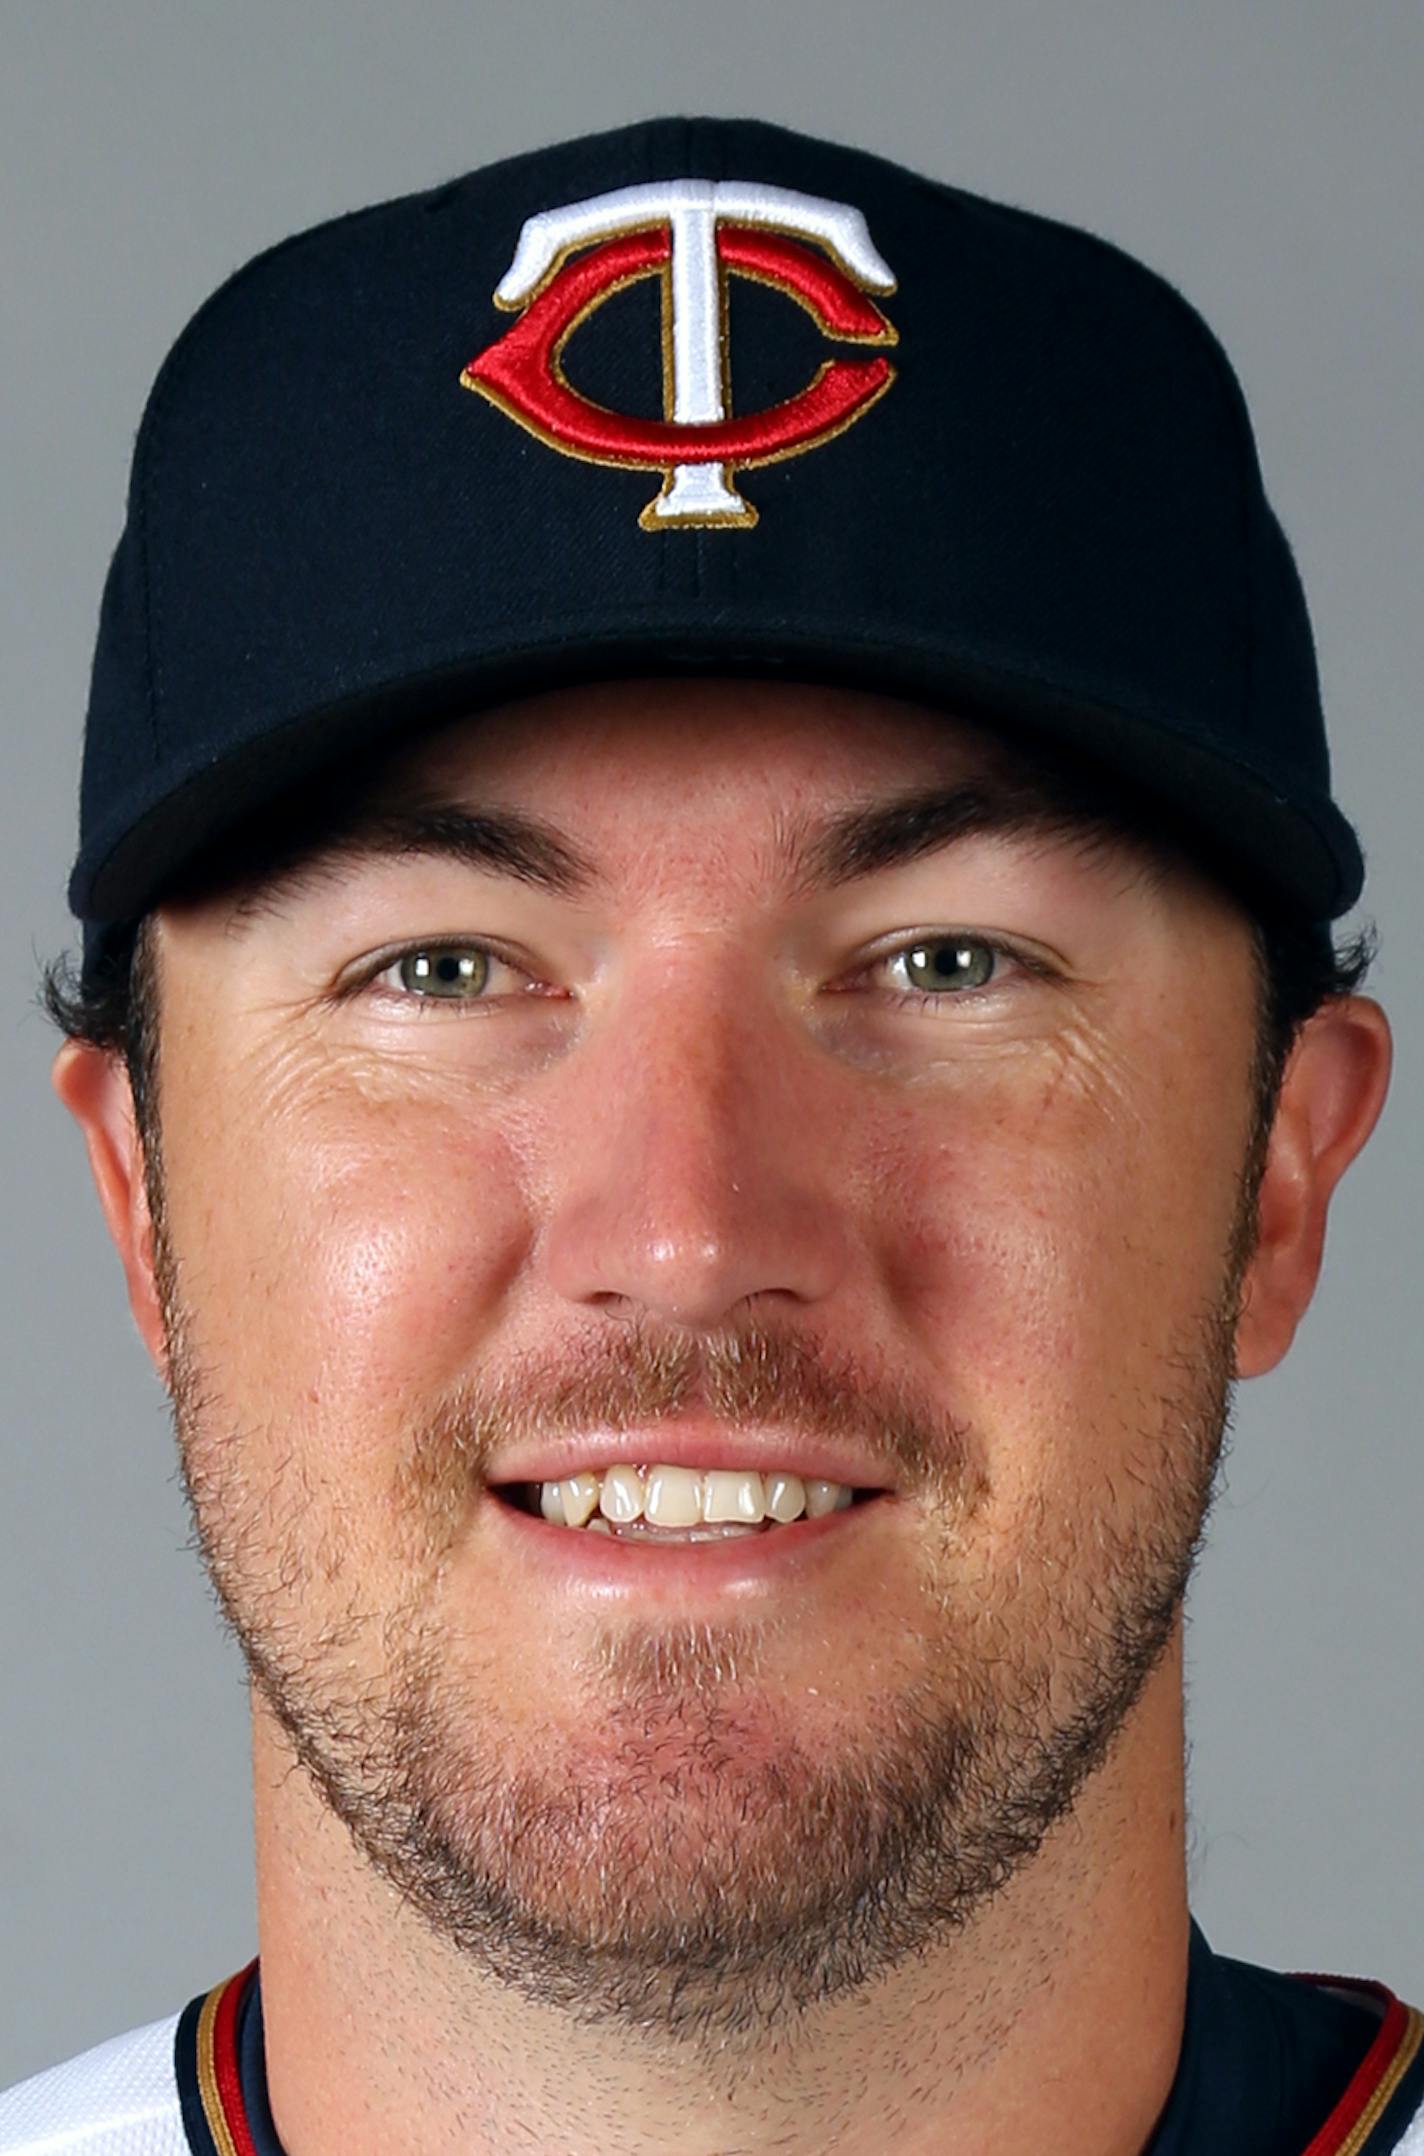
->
xmin=249 ymin=1581 xmax=1181 ymax=2047
xmin=409 ymin=1693 xmax=898 ymax=1938
xmin=322 ymin=1669 xmax=1020 ymax=2038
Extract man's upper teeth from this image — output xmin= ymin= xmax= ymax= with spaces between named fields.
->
xmin=535 ymin=1465 xmax=856 ymax=1528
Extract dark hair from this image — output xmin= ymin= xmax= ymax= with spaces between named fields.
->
xmin=43 ymin=921 xmax=163 ymax=1146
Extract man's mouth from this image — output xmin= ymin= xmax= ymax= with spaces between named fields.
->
xmin=494 ymin=1464 xmax=882 ymax=1542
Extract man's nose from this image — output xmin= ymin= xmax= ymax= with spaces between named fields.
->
xmin=537 ymin=947 xmax=858 ymax=1329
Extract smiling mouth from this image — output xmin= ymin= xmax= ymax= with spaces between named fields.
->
xmin=493 ymin=1465 xmax=885 ymax=1540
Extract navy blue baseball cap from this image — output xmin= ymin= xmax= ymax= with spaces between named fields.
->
xmin=71 ymin=115 xmax=1365 ymax=981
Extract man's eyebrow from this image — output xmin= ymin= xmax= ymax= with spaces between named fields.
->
xmin=227 ymin=802 xmax=598 ymax=919
xmin=232 ymin=772 xmax=1141 ymax=922
xmin=778 ymin=775 xmax=1136 ymax=901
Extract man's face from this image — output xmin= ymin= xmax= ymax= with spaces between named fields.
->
xmin=144 ymin=680 xmax=1260 ymax=2042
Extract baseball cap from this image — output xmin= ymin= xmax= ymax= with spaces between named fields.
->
xmin=70 ymin=115 xmax=1365 ymax=982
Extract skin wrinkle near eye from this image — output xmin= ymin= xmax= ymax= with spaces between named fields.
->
xmin=1041 ymin=1018 xmax=1150 ymax=1132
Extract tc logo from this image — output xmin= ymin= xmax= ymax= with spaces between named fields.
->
xmin=461 ymin=180 xmax=898 ymax=530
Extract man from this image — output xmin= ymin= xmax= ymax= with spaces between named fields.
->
xmin=1 ymin=114 xmax=1410 ymax=2155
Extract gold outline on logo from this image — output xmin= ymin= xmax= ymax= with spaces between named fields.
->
xmin=460 ymin=218 xmax=899 ymax=530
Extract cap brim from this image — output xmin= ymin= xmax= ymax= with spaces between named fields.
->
xmin=74 ymin=621 xmax=1363 ymax=974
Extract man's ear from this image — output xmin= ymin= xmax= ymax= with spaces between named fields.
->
xmin=1235 ymin=994 xmax=1392 ymax=1378
xmin=52 ymin=1039 xmax=169 ymax=1377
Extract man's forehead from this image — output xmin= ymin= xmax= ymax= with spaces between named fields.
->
xmin=404 ymin=676 xmax=996 ymax=778
xmin=189 ymin=680 xmax=1193 ymax=926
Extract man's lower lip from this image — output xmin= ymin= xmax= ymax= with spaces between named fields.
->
xmin=482 ymin=1487 xmax=893 ymax=1606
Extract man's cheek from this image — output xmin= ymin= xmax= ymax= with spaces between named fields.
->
xmin=873 ymin=1076 xmax=1203 ymax=1401
xmin=307 ymin=1162 xmax=526 ymax=1374
xmin=176 ymin=1109 xmax=528 ymax=1410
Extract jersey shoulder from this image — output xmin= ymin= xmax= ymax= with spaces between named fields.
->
xmin=1287 ymin=1965 xmax=1424 ymax=2156
xmin=0 ymin=2010 xmax=186 ymax=2156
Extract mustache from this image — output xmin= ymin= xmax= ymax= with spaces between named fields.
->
xmin=401 ymin=1315 xmax=980 ymax=1506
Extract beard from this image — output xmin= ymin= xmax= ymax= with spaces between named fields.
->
xmin=151 ymin=1150 xmax=1258 ymax=2057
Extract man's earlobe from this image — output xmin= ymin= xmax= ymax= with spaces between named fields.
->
xmin=52 ymin=1039 xmax=168 ymax=1375
xmin=1234 ymin=994 xmax=1392 ymax=1379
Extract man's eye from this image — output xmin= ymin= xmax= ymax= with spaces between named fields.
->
xmin=364 ymin=935 xmax=1032 ymax=1013
xmin=871 ymin=936 xmax=1021 ymax=1005
xmin=376 ymin=946 xmax=505 ymax=1001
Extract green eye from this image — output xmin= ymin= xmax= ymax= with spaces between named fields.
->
xmin=396 ymin=948 xmax=491 ymax=997
xmin=891 ymin=940 xmax=1000 ymax=994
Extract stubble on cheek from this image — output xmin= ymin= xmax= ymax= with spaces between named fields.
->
xmin=146 ymin=1024 xmax=1252 ymax=2048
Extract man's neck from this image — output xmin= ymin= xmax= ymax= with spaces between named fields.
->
xmin=251 ymin=1647 xmax=1189 ymax=2156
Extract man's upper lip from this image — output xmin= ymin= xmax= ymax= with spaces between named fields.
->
xmin=487 ymin=1423 xmax=896 ymax=1491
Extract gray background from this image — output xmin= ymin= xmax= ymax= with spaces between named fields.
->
xmin=3 ymin=0 xmax=1420 ymax=2090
